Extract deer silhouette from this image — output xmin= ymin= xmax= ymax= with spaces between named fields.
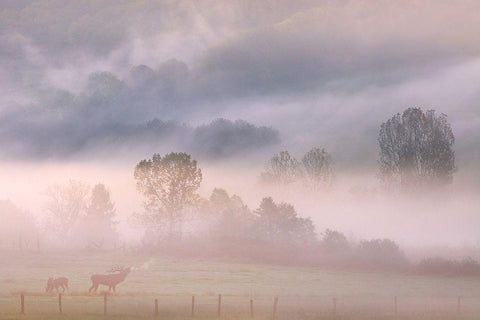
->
xmin=46 ymin=277 xmax=69 ymax=292
xmin=89 ymin=265 xmax=131 ymax=293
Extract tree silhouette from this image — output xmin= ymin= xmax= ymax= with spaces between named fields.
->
xmin=254 ymin=197 xmax=316 ymax=245
xmin=378 ymin=108 xmax=455 ymax=190
xmin=82 ymin=184 xmax=118 ymax=249
xmin=301 ymin=147 xmax=334 ymax=190
xmin=45 ymin=180 xmax=89 ymax=238
xmin=260 ymin=151 xmax=301 ymax=184
xmin=134 ymin=152 xmax=202 ymax=241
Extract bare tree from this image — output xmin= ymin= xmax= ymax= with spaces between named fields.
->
xmin=260 ymin=151 xmax=301 ymax=185
xmin=301 ymin=147 xmax=334 ymax=190
xmin=378 ymin=108 xmax=455 ymax=190
xmin=261 ymin=148 xmax=334 ymax=190
xmin=45 ymin=180 xmax=89 ymax=238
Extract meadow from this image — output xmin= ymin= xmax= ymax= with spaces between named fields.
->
xmin=0 ymin=251 xmax=479 ymax=319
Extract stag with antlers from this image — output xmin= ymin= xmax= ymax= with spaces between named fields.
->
xmin=89 ymin=265 xmax=131 ymax=293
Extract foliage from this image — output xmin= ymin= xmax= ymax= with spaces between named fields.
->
xmin=355 ymin=238 xmax=409 ymax=270
xmin=78 ymin=184 xmax=118 ymax=250
xmin=253 ymin=197 xmax=316 ymax=245
xmin=193 ymin=119 xmax=280 ymax=157
xmin=378 ymin=108 xmax=456 ymax=190
xmin=320 ymin=229 xmax=349 ymax=252
xmin=415 ymin=257 xmax=480 ymax=276
xmin=134 ymin=152 xmax=202 ymax=241
xmin=208 ymin=188 xmax=253 ymax=239
xmin=86 ymin=184 xmax=116 ymax=220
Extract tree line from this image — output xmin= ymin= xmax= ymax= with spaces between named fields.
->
xmin=260 ymin=107 xmax=456 ymax=191
xmin=0 ymin=107 xmax=468 ymax=274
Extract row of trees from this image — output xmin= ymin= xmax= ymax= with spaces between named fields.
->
xmin=128 ymin=107 xmax=457 ymax=267
xmin=133 ymin=105 xmax=457 ymax=248
xmin=44 ymin=182 xmax=118 ymax=249
xmin=5 ymin=108 xmax=457 ymax=259
xmin=260 ymin=148 xmax=334 ymax=190
xmin=261 ymin=108 xmax=456 ymax=192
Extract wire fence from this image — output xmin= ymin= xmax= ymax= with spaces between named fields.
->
xmin=0 ymin=293 xmax=479 ymax=319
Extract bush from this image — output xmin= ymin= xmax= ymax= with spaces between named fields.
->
xmin=353 ymin=238 xmax=410 ymax=271
xmin=415 ymin=257 xmax=480 ymax=276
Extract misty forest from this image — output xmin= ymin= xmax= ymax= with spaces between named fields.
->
xmin=1 ymin=1 xmax=480 ymax=319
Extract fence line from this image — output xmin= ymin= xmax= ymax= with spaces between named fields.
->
xmin=8 ymin=293 xmax=480 ymax=318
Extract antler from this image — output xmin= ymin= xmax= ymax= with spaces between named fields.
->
xmin=107 ymin=265 xmax=127 ymax=273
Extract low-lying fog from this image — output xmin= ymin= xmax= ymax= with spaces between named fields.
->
xmin=0 ymin=160 xmax=478 ymax=253
xmin=1 ymin=0 xmax=479 ymax=259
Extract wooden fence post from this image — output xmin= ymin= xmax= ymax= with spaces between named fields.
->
xmin=154 ymin=298 xmax=158 ymax=316
xmin=333 ymin=297 xmax=337 ymax=318
xmin=103 ymin=292 xmax=107 ymax=315
xmin=59 ymin=293 xmax=62 ymax=314
xmin=20 ymin=293 xmax=25 ymax=314
xmin=191 ymin=295 xmax=195 ymax=317
xmin=217 ymin=294 xmax=222 ymax=317
xmin=394 ymin=296 xmax=397 ymax=316
xmin=250 ymin=299 xmax=254 ymax=318
xmin=273 ymin=297 xmax=278 ymax=320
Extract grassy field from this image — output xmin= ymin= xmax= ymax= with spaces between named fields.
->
xmin=0 ymin=251 xmax=479 ymax=319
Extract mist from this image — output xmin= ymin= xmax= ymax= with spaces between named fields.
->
xmin=1 ymin=3 xmax=480 ymax=317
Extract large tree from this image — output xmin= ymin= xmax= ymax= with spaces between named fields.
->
xmin=378 ymin=108 xmax=455 ymax=190
xmin=134 ymin=152 xmax=202 ymax=241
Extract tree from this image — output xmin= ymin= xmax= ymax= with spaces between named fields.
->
xmin=254 ymin=197 xmax=316 ymax=245
xmin=378 ymin=108 xmax=455 ymax=190
xmin=208 ymin=188 xmax=253 ymax=240
xmin=45 ymin=180 xmax=89 ymax=238
xmin=301 ymin=147 xmax=334 ymax=190
xmin=80 ymin=184 xmax=118 ymax=249
xmin=320 ymin=229 xmax=349 ymax=252
xmin=134 ymin=152 xmax=202 ymax=241
xmin=0 ymin=200 xmax=38 ymax=251
xmin=260 ymin=151 xmax=301 ymax=184
xmin=356 ymin=238 xmax=408 ymax=270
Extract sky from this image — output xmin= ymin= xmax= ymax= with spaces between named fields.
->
xmin=1 ymin=0 xmax=480 ymax=247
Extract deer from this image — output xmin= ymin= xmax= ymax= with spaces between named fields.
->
xmin=89 ymin=265 xmax=131 ymax=293
xmin=45 ymin=277 xmax=69 ymax=293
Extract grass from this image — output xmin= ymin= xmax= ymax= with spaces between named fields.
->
xmin=0 ymin=251 xmax=479 ymax=319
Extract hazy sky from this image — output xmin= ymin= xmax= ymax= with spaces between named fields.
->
xmin=1 ymin=0 xmax=480 ymax=246
xmin=1 ymin=0 xmax=479 ymax=166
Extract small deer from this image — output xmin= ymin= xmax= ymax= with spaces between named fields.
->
xmin=45 ymin=277 xmax=69 ymax=293
xmin=89 ymin=265 xmax=131 ymax=293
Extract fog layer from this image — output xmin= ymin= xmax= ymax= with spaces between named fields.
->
xmin=0 ymin=0 xmax=479 ymax=250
